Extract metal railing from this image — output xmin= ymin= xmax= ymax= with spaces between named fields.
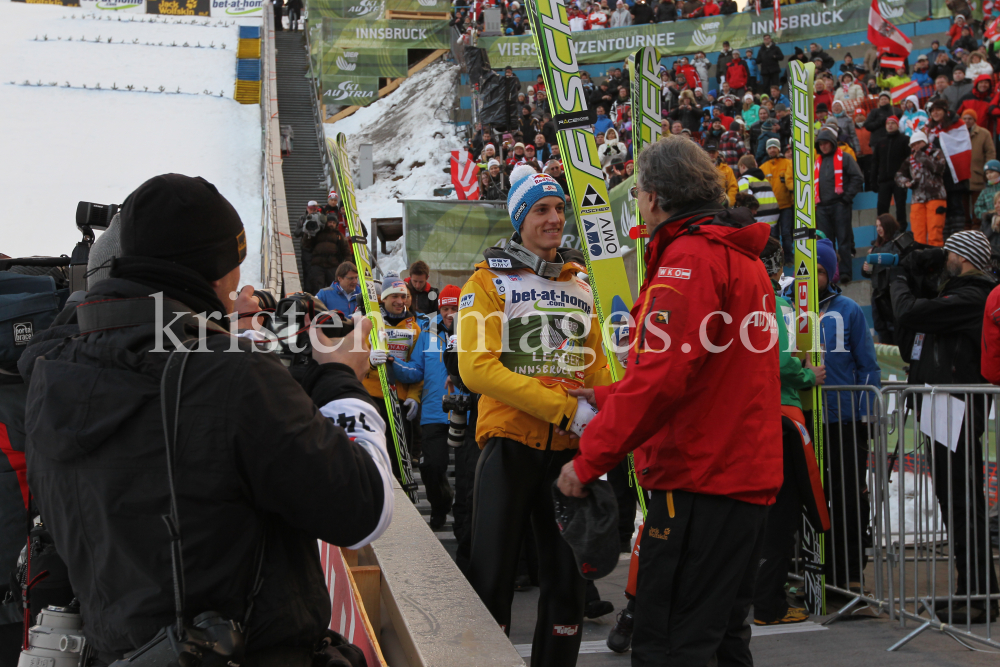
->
xmin=260 ymin=3 xmax=300 ymax=295
xmin=809 ymin=384 xmax=1000 ymax=651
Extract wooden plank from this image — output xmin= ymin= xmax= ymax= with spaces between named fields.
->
xmin=341 ymin=547 xmax=359 ymax=567
xmin=350 ymin=565 xmax=382 ymax=636
xmin=323 ymin=50 xmax=448 ymax=125
xmin=385 ymin=9 xmax=448 ymax=19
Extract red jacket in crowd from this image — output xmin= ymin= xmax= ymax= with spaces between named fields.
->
xmin=676 ymin=64 xmax=701 ymax=90
xmin=961 ymin=74 xmax=997 ymax=134
xmin=726 ymin=58 xmax=750 ymax=90
xmin=982 ymin=285 xmax=1000 ymax=384
xmin=573 ymin=208 xmax=783 ymax=506
xmin=814 ymin=89 xmax=835 ymax=113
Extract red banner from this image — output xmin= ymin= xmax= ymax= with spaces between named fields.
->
xmin=318 ymin=542 xmax=385 ymax=667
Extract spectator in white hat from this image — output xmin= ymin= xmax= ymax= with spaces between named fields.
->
xmin=484 ymin=158 xmax=509 ymax=200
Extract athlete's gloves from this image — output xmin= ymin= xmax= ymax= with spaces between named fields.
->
xmin=369 ymin=349 xmax=392 ymax=369
xmin=403 ymin=398 xmax=419 ymax=421
xmin=569 ymin=396 xmax=598 ymax=438
xmin=613 ymin=322 xmax=630 ymax=368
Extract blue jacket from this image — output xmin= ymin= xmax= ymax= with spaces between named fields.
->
xmin=746 ymin=58 xmax=759 ymax=78
xmin=817 ymin=286 xmax=882 ymax=423
xmin=316 ymin=282 xmax=361 ymax=315
xmin=772 ymin=93 xmax=791 ymax=108
xmin=408 ymin=313 xmax=468 ymax=425
xmin=594 ymin=114 xmax=614 ymax=136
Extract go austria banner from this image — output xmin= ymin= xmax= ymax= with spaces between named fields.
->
xmin=479 ymin=0 xmax=948 ymax=68
xmin=321 ymin=74 xmax=380 ymax=106
xmin=309 ymin=0 xmax=384 ymax=19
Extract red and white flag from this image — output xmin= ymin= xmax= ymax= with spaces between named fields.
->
xmin=868 ymin=0 xmax=912 ymax=56
xmin=932 ymin=119 xmax=972 ymax=183
xmin=451 ymin=151 xmax=480 ymax=200
xmin=986 ymin=15 xmax=1000 ymax=43
xmin=774 ymin=0 xmax=781 ymax=33
xmin=890 ymin=80 xmax=920 ymax=103
xmin=880 ymin=55 xmax=905 ymax=70
xmin=754 ymin=0 xmax=760 ymax=15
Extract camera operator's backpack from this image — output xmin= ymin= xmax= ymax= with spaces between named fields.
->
xmin=0 ymin=273 xmax=63 ymax=366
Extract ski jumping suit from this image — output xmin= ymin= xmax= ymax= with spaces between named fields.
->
xmin=457 ymin=245 xmax=611 ymax=667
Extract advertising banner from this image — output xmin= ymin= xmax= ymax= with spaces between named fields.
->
xmin=78 ymin=0 xmax=147 ymax=12
xmin=321 ymin=48 xmax=408 ymax=78
xmin=385 ymin=0 xmax=451 ymax=13
xmin=321 ymin=74 xmax=380 ymax=105
xmin=209 ymin=0 xmax=263 ymax=16
xmin=404 ymin=176 xmax=635 ymax=270
xmin=17 ymin=0 xmax=82 ymax=6
xmin=147 ymin=0 xmax=210 ymax=15
xmin=479 ymin=0 xmax=948 ymax=68
xmin=318 ymin=17 xmax=451 ymax=49
xmin=309 ymin=0 xmax=384 ymax=19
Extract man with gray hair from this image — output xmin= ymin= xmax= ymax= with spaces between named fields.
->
xmin=558 ymin=136 xmax=782 ymax=665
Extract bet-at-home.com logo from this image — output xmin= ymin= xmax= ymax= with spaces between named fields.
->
xmin=210 ymin=0 xmax=263 ymax=14
xmin=325 ymin=80 xmax=374 ymax=101
xmin=81 ymin=0 xmax=145 ymax=11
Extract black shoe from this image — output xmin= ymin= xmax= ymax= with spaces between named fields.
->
xmin=607 ymin=607 xmax=634 ymax=653
xmin=585 ymin=599 xmax=614 ymax=619
xmin=429 ymin=515 xmax=447 ymax=531
xmin=935 ymin=599 xmax=1000 ymax=624
xmin=620 ymin=539 xmax=632 ymax=553
xmin=514 ymin=574 xmax=533 ymax=592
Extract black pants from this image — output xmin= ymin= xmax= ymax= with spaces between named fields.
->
xmin=857 ymin=155 xmax=874 ymax=193
xmin=274 ymin=4 xmax=283 ymax=30
xmin=468 ymin=438 xmax=585 ymax=667
xmin=632 ymin=490 xmax=767 ymax=667
xmin=816 ymin=200 xmax=855 ymax=281
xmin=759 ymin=71 xmax=781 ymax=92
xmin=306 ymin=264 xmax=338 ymax=296
xmin=753 ymin=417 xmax=803 ymax=622
xmin=419 ymin=424 xmax=454 ymax=521
xmin=932 ymin=432 xmax=999 ymax=598
xmin=287 ymin=6 xmax=301 ymax=29
xmin=454 ymin=404 xmax=480 ymax=573
xmin=824 ymin=420 xmax=871 ymax=588
xmin=607 ymin=459 xmax=637 ymax=544
xmin=877 ymin=183 xmax=908 ymax=231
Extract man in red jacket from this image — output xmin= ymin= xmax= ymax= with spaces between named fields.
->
xmin=558 ymin=136 xmax=781 ymax=666
xmin=725 ymin=50 xmax=750 ymax=98
xmin=982 ymin=284 xmax=1000 ymax=384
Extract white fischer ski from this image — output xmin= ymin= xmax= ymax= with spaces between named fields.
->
xmin=524 ymin=0 xmax=634 ymax=382
xmin=329 ymin=133 xmax=418 ymax=503
xmin=789 ymin=61 xmax=826 ymax=615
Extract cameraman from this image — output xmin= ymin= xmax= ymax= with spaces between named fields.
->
xmin=891 ymin=231 xmax=1000 ymax=623
xmin=302 ymin=216 xmax=350 ymax=296
xmin=404 ymin=285 xmax=465 ymax=531
xmin=17 ymin=174 xmax=394 ymax=663
xmin=295 ymin=200 xmax=324 ymax=270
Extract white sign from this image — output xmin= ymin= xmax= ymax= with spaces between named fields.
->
xmin=210 ymin=0 xmax=264 ymax=17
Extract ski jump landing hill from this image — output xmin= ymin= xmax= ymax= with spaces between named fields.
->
xmin=0 ymin=0 xmax=269 ymax=286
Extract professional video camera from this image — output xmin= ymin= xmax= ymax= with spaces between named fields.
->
xmin=442 ymin=334 xmax=474 ymax=448
xmin=259 ymin=292 xmax=354 ymax=367
xmin=301 ymin=212 xmax=325 ymax=238
xmin=0 ymin=201 xmax=115 ymax=294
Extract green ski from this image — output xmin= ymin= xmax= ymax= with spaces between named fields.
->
xmin=329 ymin=133 xmax=418 ymax=503
xmin=524 ymin=0 xmax=634 ymax=382
xmin=624 ymin=45 xmax=662 ymax=519
xmin=789 ymin=61 xmax=826 ymax=615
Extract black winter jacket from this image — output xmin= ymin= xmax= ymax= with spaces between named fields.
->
xmin=18 ymin=279 xmax=390 ymax=658
xmin=891 ymin=266 xmax=997 ymax=386
xmin=630 ymin=1 xmax=654 ymax=23
xmin=757 ymin=43 xmax=784 ymax=74
xmin=873 ymin=129 xmax=911 ymax=185
xmin=0 ymin=377 xmax=28 ymax=581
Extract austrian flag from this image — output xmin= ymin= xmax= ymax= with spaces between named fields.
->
xmin=450 ymin=151 xmax=480 ymax=200
xmin=868 ymin=0 xmax=912 ymax=56
xmin=890 ymin=80 xmax=920 ymax=103
xmin=933 ymin=119 xmax=972 ymax=183
xmin=880 ymin=55 xmax=905 ymax=70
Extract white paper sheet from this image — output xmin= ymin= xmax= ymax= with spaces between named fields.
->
xmin=919 ymin=390 xmax=965 ymax=453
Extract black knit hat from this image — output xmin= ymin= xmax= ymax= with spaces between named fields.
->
xmin=119 ymin=174 xmax=246 ymax=282
xmin=551 ymin=481 xmax=620 ymax=580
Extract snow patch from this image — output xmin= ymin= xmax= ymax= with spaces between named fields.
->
xmin=0 ymin=1 xmax=264 ymax=286
xmin=324 ymin=60 xmax=460 ymax=274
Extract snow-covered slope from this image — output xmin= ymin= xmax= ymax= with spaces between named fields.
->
xmin=325 ymin=60 xmax=461 ymax=274
xmin=0 ymin=1 xmax=264 ymax=284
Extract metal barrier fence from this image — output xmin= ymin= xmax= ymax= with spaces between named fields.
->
xmin=807 ymin=384 xmax=1000 ymax=651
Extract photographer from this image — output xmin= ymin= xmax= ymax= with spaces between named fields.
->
xmin=404 ymin=285 xmax=466 ymax=531
xmin=295 ymin=200 xmax=324 ymax=270
xmin=18 ymin=174 xmax=394 ymax=663
xmin=891 ymin=231 xmax=1000 ymax=623
xmin=302 ymin=216 xmax=350 ymax=296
